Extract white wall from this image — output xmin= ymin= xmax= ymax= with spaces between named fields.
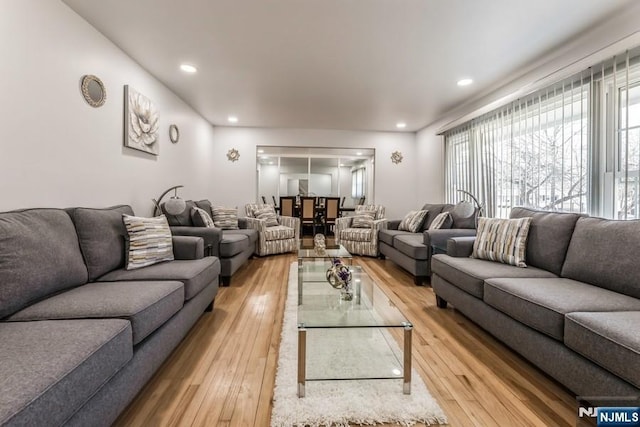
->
xmin=0 ymin=0 xmax=217 ymax=215
xmin=209 ymin=127 xmax=418 ymax=219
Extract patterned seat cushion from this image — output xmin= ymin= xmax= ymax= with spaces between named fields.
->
xmin=263 ymin=225 xmax=295 ymax=241
xmin=340 ymin=227 xmax=374 ymax=242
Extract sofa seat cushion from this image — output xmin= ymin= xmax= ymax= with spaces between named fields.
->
xmin=340 ymin=227 xmax=374 ymax=242
xmin=0 ymin=319 xmax=132 ymax=426
xmin=378 ymin=229 xmax=413 ymax=246
xmin=393 ymin=234 xmax=429 ymax=260
xmin=263 ymin=225 xmax=296 ymax=241
xmin=431 ymin=254 xmax=557 ymax=299
xmin=218 ymin=233 xmax=249 ymax=257
xmin=7 ymin=281 xmax=184 ymax=345
xmin=97 ymin=258 xmax=220 ymax=301
xmin=565 ymin=312 xmax=640 ymax=388
xmin=484 ymin=278 xmax=640 ymax=341
xmin=230 ymin=228 xmax=259 ymax=245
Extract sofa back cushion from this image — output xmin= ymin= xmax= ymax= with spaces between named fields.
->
xmin=162 ymin=200 xmax=196 ymax=226
xmin=510 ymin=207 xmax=582 ymax=276
xmin=562 ymin=217 xmax=640 ymax=298
xmin=195 ymin=199 xmax=213 ymax=217
xmin=0 ymin=209 xmax=88 ymax=318
xmin=447 ymin=202 xmax=479 ymax=229
xmin=70 ymin=205 xmax=135 ymax=281
xmin=420 ymin=204 xmax=448 ymax=230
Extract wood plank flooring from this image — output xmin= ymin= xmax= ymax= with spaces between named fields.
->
xmin=114 ymin=253 xmax=579 ymax=427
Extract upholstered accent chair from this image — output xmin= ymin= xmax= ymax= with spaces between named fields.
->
xmin=244 ymin=203 xmax=300 ymax=256
xmin=335 ymin=204 xmax=387 ymax=256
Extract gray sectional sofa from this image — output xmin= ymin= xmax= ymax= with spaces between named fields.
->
xmin=0 ymin=205 xmax=220 ymax=426
xmin=162 ymin=199 xmax=257 ymax=286
xmin=379 ymin=203 xmax=477 ymax=285
xmin=432 ymin=207 xmax=640 ymax=402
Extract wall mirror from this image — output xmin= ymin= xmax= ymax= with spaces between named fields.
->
xmin=80 ymin=74 xmax=106 ymax=107
xmin=256 ymin=146 xmax=375 ymax=207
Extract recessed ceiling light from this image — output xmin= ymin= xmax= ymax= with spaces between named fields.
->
xmin=269 ymin=161 xmax=274 ymax=165
xmin=180 ymin=64 xmax=197 ymax=73
xmin=396 ymin=122 xmax=407 ymax=129
xmin=228 ymin=116 xmax=238 ymax=123
xmin=340 ymin=163 xmax=345 ymax=167
xmin=356 ymin=152 xmax=363 ymax=156
xmin=257 ymin=149 xmax=264 ymax=154
xmin=457 ymin=78 xmax=473 ymax=87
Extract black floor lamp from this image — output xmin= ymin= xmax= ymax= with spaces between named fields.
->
xmin=152 ymin=185 xmax=186 ymax=216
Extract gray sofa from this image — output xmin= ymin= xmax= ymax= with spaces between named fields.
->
xmin=163 ymin=199 xmax=257 ymax=286
xmin=0 ymin=205 xmax=220 ymax=426
xmin=379 ymin=203 xmax=477 ymax=285
xmin=432 ymin=207 xmax=640 ymax=402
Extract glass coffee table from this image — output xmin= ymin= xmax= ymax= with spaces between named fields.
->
xmin=296 ymin=245 xmax=413 ymax=398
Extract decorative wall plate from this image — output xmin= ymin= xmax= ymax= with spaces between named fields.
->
xmin=81 ymin=75 xmax=106 ymax=107
xmin=227 ymin=148 xmax=240 ymax=162
xmin=169 ymin=124 xmax=179 ymax=143
xmin=391 ymin=150 xmax=403 ymax=164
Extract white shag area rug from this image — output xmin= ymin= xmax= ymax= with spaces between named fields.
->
xmin=270 ymin=263 xmax=448 ymax=427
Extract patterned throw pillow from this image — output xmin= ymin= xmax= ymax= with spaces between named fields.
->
xmin=472 ymin=217 xmax=532 ymax=267
xmin=254 ymin=207 xmax=279 ymax=227
xmin=191 ymin=207 xmax=215 ymax=228
xmin=398 ymin=210 xmax=428 ymax=232
xmin=428 ymin=212 xmax=453 ymax=230
xmin=122 ymin=214 xmax=174 ymax=270
xmin=351 ymin=211 xmax=376 ymax=228
xmin=211 ymin=207 xmax=239 ymax=230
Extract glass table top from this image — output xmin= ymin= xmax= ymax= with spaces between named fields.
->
xmin=297 ymin=262 xmax=410 ymax=329
xmin=298 ymin=243 xmax=352 ymax=260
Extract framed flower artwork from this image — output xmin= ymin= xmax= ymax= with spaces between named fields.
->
xmin=124 ymin=85 xmax=160 ymax=155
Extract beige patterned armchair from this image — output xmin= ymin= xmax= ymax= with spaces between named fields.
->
xmin=335 ymin=205 xmax=387 ymax=257
xmin=244 ymin=204 xmax=300 ymax=256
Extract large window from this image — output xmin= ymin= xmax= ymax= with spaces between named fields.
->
xmin=445 ymin=49 xmax=640 ymax=219
xmin=351 ymin=168 xmax=365 ymax=198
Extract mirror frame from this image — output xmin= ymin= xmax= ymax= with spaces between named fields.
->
xmin=80 ymin=74 xmax=106 ymax=108
xmin=169 ymin=124 xmax=180 ymax=143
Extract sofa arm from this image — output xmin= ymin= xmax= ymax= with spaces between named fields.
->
xmin=244 ymin=217 xmax=267 ymax=232
xmin=386 ymin=219 xmax=401 ymax=230
xmin=446 ymin=236 xmax=476 ymax=257
xmin=335 ymin=216 xmax=354 ymax=243
xmin=372 ymin=218 xmax=388 ymax=232
xmin=424 ymin=229 xmax=477 ymax=252
xmin=170 ymin=226 xmax=222 ymax=256
xmin=172 ymin=236 xmax=204 ymax=260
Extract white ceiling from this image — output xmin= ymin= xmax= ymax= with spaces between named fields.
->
xmin=63 ymin=0 xmax=633 ymax=132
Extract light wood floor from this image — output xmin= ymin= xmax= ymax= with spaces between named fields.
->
xmin=114 ymin=253 xmax=579 ymax=427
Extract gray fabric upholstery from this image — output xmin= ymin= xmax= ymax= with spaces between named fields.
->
xmin=220 ymin=245 xmax=254 ymax=278
xmin=162 ymin=200 xmax=196 ymax=226
xmin=424 ymin=228 xmax=477 ymax=252
xmin=446 ymin=236 xmax=476 ymax=257
xmin=0 ymin=319 xmax=132 ymax=426
xmin=194 ymin=199 xmax=214 ymax=216
xmin=377 ymin=229 xmax=412 ymax=246
xmin=7 ymin=281 xmax=184 ymax=345
xmin=432 ymin=274 xmax=640 ymax=399
xmin=230 ymin=228 xmax=259 ymax=245
xmin=562 ymin=217 xmax=640 ymax=298
xmin=69 ymin=205 xmax=135 ymax=281
xmin=419 ymin=204 xmax=447 ymax=230
xmin=170 ymin=225 xmax=222 ymax=255
xmin=565 ymin=312 xmax=640 ymax=388
xmin=509 ymin=207 xmax=582 ymax=275
xmin=172 ymin=236 xmax=204 ymax=260
xmin=98 ymin=258 xmax=220 ymax=301
xmin=386 ymin=219 xmax=401 ymax=230
xmin=484 ymin=278 xmax=640 ymax=341
xmin=219 ymin=232 xmax=250 ymax=257
xmin=393 ymin=234 xmax=429 ymax=260
xmin=65 ymin=281 xmax=217 ymax=427
xmin=445 ymin=203 xmax=479 ymax=229
xmin=380 ymin=242 xmax=430 ymax=277
xmin=0 ymin=209 xmax=88 ymax=319
xmin=431 ymin=254 xmax=557 ymax=298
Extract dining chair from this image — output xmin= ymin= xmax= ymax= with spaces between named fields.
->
xmin=271 ymin=195 xmax=277 ymax=207
xmin=300 ymin=196 xmax=317 ymax=236
xmin=358 ymin=196 xmax=366 ymax=205
xmin=261 ymin=195 xmax=267 ymax=204
xmin=279 ymin=196 xmax=296 ymax=218
xmin=322 ymin=197 xmax=340 ymax=235
xmin=340 ymin=196 xmax=345 ymax=207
